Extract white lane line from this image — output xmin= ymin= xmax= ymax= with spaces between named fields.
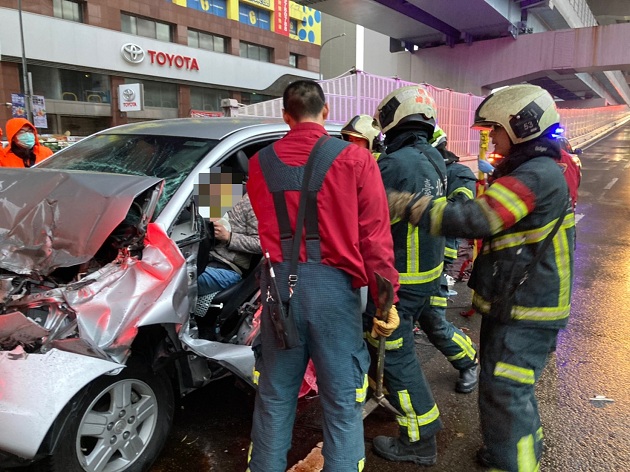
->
xmin=604 ymin=178 xmax=618 ymax=190
xmin=625 ymin=162 xmax=630 ymax=169
xmin=575 ymin=214 xmax=585 ymax=225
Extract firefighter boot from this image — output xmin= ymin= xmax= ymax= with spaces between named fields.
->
xmin=455 ymin=363 xmax=479 ymax=393
xmin=477 ymin=446 xmax=501 ymax=469
xmin=372 ymin=434 xmax=437 ymax=465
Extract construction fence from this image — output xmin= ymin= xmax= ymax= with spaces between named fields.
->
xmin=240 ymin=70 xmax=630 ymax=158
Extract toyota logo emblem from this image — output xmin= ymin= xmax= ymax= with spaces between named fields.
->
xmin=122 ymin=88 xmax=136 ymax=101
xmin=121 ymin=43 xmax=145 ymax=64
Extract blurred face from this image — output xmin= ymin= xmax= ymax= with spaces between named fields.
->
xmin=489 ymin=125 xmax=512 ymax=157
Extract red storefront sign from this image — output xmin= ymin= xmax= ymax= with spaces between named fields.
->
xmin=147 ymin=50 xmax=200 ymax=71
xmin=274 ymin=0 xmax=290 ymax=36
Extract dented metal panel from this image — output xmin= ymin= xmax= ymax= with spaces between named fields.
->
xmin=0 ymin=168 xmax=163 ymax=276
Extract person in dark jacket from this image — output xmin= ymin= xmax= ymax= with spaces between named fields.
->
xmin=368 ymin=85 xmax=445 ymax=466
xmin=421 ymin=125 xmax=479 ymax=393
xmin=388 ymin=84 xmax=575 ymax=472
xmin=246 ymin=80 xmax=400 ymax=472
xmin=0 ymin=118 xmax=53 ymax=167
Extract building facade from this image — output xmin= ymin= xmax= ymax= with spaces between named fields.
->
xmin=0 ymin=0 xmax=323 ymax=136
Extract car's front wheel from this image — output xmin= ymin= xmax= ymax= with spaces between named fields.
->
xmin=42 ymin=360 xmax=174 ymax=472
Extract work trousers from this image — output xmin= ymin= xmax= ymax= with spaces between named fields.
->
xmin=479 ymin=316 xmax=559 ymax=472
xmin=249 ymin=262 xmax=370 ymax=472
xmin=421 ymin=273 xmax=477 ymax=371
xmin=365 ymin=288 xmax=442 ymax=442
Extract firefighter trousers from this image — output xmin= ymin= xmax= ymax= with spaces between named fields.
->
xmin=478 ymin=316 xmax=559 ymax=471
xmin=249 ymin=263 xmax=370 ymax=472
xmin=365 ymin=288 xmax=443 ymax=442
xmin=421 ymin=273 xmax=477 ymax=371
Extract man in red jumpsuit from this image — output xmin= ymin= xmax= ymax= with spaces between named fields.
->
xmin=246 ymin=80 xmax=400 ymax=472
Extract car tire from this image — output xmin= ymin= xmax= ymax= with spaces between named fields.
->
xmin=40 ymin=359 xmax=174 ymax=472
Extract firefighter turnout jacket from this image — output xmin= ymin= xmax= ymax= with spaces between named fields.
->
xmin=379 ymin=130 xmax=446 ymax=294
xmin=428 ymin=154 xmax=575 ymax=329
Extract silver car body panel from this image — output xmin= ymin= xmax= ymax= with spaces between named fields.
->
xmin=0 ymin=168 xmax=163 ymax=276
xmin=0 ymin=223 xmax=189 ymax=364
xmin=0 ymin=348 xmax=122 ymax=459
xmin=179 ymin=320 xmax=255 ymax=387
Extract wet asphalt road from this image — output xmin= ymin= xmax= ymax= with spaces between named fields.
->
xmin=150 ymin=125 xmax=630 ymax=472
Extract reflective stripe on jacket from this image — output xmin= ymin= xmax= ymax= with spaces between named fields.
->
xmin=429 ymin=156 xmax=575 ymax=328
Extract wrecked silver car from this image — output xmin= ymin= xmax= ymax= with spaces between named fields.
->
xmin=0 ymin=118 xmax=340 ymax=472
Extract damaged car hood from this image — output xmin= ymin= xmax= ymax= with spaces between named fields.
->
xmin=0 ymin=168 xmax=163 ymax=276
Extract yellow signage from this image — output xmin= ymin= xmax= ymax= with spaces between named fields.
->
xmin=241 ymin=0 xmax=272 ymax=10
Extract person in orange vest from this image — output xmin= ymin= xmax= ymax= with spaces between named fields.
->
xmin=0 ymin=118 xmax=53 ymax=167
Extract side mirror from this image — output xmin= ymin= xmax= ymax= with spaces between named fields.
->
xmin=574 ymin=148 xmax=583 ymax=155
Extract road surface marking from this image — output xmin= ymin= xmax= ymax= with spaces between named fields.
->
xmin=625 ymin=162 xmax=630 ymax=169
xmin=575 ymin=214 xmax=585 ymax=225
xmin=603 ymin=178 xmax=618 ymax=190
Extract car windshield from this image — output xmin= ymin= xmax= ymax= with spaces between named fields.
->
xmin=38 ymin=134 xmax=219 ymax=216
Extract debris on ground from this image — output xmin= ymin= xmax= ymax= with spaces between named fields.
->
xmin=287 ymin=442 xmax=324 ymax=472
xmin=589 ymin=395 xmax=614 ymax=407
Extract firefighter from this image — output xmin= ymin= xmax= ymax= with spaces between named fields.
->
xmin=368 ymin=85 xmax=444 ymax=466
xmin=423 ymin=125 xmax=479 ymax=393
xmin=246 ymin=80 xmax=400 ymax=472
xmin=388 ymin=84 xmax=575 ymax=471
xmin=0 ymin=118 xmax=53 ymax=167
xmin=340 ymin=114 xmax=384 ymax=158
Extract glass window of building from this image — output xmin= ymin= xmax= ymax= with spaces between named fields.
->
xmin=53 ymin=0 xmax=83 ymax=22
xmin=188 ymin=30 xmax=227 ymax=53
xmin=289 ymin=53 xmax=298 ymax=68
xmin=121 ymin=13 xmax=172 ymax=42
xmin=190 ymin=87 xmax=229 ymax=112
xmin=125 ymin=79 xmax=177 ymax=108
xmin=240 ymin=42 xmax=272 ymax=63
xmin=238 ymin=4 xmax=271 ymax=31
xmin=27 ymin=64 xmax=110 ymax=104
xmin=289 ymin=19 xmax=298 ymax=36
xmin=240 ymin=92 xmax=275 ymax=106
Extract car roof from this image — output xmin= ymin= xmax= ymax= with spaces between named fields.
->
xmin=98 ymin=117 xmax=343 ymax=140
xmin=97 ymin=117 xmax=338 ymax=141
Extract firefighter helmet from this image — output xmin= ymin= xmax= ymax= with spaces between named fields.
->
xmin=430 ymin=125 xmax=447 ymax=148
xmin=341 ymin=114 xmax=381 ymax=151
xmin=375 ymin=85 xmax=438 ymax=135
xmin=472 ymin=84 xmax=560 ymax=145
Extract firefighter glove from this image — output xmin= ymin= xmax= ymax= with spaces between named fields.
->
xmin=372 ymin=305 xmax=400 ymax=338
xmin=388 ymin=191 xmax=432 ymax=226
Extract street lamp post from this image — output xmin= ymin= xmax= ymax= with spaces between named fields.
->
xmin=18 ymin=0 xmax=33 ymax=122
xmin=319 ymin=33 xmax=346 ymax=80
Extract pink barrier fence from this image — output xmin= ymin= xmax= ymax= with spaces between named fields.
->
xmin=240 ymin=70 xmax=630 ymax=157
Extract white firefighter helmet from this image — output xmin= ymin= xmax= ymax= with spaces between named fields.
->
xmin=430 ymin=125 xmax=447 ymax=148
xmin=341 ymin=114 xmax=381 ymax=150
xmin=472 ymin=84 xmax=560 ymax=145
xmin=375 ymin=85 xmax=438 ymax=135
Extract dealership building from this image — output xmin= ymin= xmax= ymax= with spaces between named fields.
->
xmin=0 ymin=0 xmax=323 ymax=136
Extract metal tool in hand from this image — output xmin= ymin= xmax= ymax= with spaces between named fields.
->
xmin=363 ymin=272 xmax=403 ymax=419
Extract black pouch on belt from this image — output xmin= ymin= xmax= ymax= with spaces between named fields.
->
xmin=266 ymin=297 xmax=300 ymax=350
